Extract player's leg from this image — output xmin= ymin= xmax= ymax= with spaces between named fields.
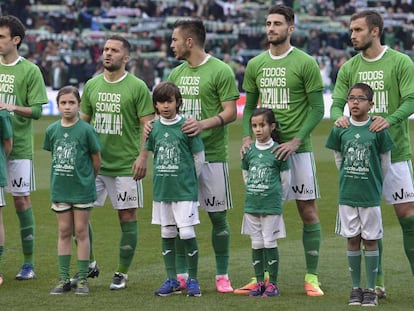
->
xmin=108 ymin=176 xmax=141 ymax=290
xmin=289 ymin=153 xmax=323 ymax=296
xmin=50 ymin=204 xmax=73 ymax=294
xmin=0 ymin=190 xmax=5 ymax=286
xmin=7 ymin=160 xmax=36 ymax=280
xmin=199 ymin=162 xmax=233 ymax=293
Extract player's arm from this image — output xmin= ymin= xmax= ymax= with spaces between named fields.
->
xmin=182 ymin=99 xmax=237 ymax=137
xmin=81 ymin=113 xmax=91 ymax=123
xmin=0 ymin=103 xmax=43 ymax=119
xmin=333 ymin=151 xmax=343 ymax=170
xmin=275 ymin=90 xmax=324 ymax=161
xmin=193 ymin=150 xmax=205 ymax=177
xmin=132 ymin=113 xmax=155 ymax=180
xmin=281 ymin=168 xmax=291 ymax=201
xmin=380 ymin=151 xmax=391 ymax=177
xmin=3 ymin=137 xmax=12 ymax=158
xmin=91 ymin=151 xmax=101 ymax=177
xmin=241 ymin=91 xmax=260 ymax=155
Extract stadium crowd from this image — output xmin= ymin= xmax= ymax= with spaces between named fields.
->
xmin=1 ymin=0 xmax=413 ymax=92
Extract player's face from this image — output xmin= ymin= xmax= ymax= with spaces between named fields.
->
xmin=266 ymin=14 xmax=293 ymax=46
xmin=57 ymin=93 xmax=80 ymax=122
xmin=155 ymin=96 xmax=178 ymax=119
xmin=102 ymin=39 xmax=129 ymax=72
xmin=347 ymin=88 xmax=373 ymax=121
xmin=170 ymin=27 xmax=191 ymax=61
xmin=0 ymin=26 xmax=19 ymax=57
xmin=349 ymin=17 xmax=375 ymax=51
xmin=251 ymin=114 xmax=275 ymax=143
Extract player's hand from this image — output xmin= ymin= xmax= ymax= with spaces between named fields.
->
xmin=273 ymin=138 xmax=301 ymax=161
xmin=0 ymin=103 xmax=13 ymax=112
xmin=143 ymin=119 xmax=154 ymax=138
xmin=370 ymin=116 xmax=390 ymax=132
xmin=240 ymin=136 xmax=253 ymax=159
xmin=182 ymin=118 xmax=203 ymax=137
xmin=334 ymin=116 xmax=349 ymax=128
xmin=131 ymin=155 xmax=147 ymax=180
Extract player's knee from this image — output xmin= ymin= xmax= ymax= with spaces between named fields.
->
xmin=179 ymin=226 xmax=196 ymax=240
xmin=208 ymin=211 xmax=228 ymax=231
xmin=161 ymin=225 xmax=178 ymax=238
xmin=251 ymin=239 xmax=264 ymax=249
xmin=264 ymin=240 xmax=277 ymax=249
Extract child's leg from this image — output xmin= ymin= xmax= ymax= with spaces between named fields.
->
xmin=363 ymin=239 xmax=379 ymax=290
xmin=73 ymin=209 xmax=91 ymax=281
xmin=347 ymin=235 xmax=362 ymax=288
xmin=179 ymin=226 xmax=198 ymax=280
xmin=56 ymin=211 xmax=74 ymax=281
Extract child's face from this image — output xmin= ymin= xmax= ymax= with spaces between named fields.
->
xmin=347 ymin=88 xmax=373 ymax=121
xmin=251 ymin=114 xmax=275 ymax=143
xmin=57 ymin=93 xmax=80 ymax=121
xmin=155 ymin=96 xmax=178 ymax=119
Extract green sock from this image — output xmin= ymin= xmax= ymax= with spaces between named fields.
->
xmin=399 ymin=215 xmax=414 ymax=275
xmin=184 ymin=237 xmax=198 ymax=280
xmin=347 ymin=250 xmax=361 ymax=288
xmin=88 ymin=222 xmax=95 ymax=263
xmin=58 ymin=254 xmax=71 ymax=281
xmin=77 ymin=259 xmax=89 ymax=281
xmin=118 ymin=221 xmax=137 ymax=274
xmin=162 ymin=237 xmax=176 ymax=279
xmin=17 ymin=207 xmax=35 ymax=265
xmin=376 ymin=238 xmax=384 ymax=287
xmin=175 ymin=235 xmax=187 ymax=274
xmin=303 ymin=222 xmax=321 ymax=275
xmin=264 ymin=247 xmax=279 ymax=284
xmin=364 ymin=249 xmax=379 ymax=289
xmin=208 ymin=211 xmax=230 ymax=275
xmin=252 ymin=248 xmax=265 ymax=282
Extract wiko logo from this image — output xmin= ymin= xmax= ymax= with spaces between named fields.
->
xmin=204 ymin=196 xmax=225 ymax=207
xmin=291 ymin=184 xmax=314 ymax=195
xmin=11 ymin=178 xmax=30 ymax=188
xmin=392 ymin=188 xmax=414 ymax=201
xmin=117 ymin=192 xmax=137 ymax=202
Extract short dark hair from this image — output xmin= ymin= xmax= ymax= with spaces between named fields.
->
xmin=152 ymin=81 xmax=182 ymax=113
xmin=348 ymin=82 xmax=374 ymax=101
xmin=107 ymin=35 xmax=131 ymax=54
xmin=0 ymin=15 xmax=25 ymax=49
xmin=173 ymin=18 xmax=206 ymax=47
xmin=56 ymin=85 xmax=81 ymax=105
xmin=268 ymin=4 xmax=295 ymax=25
xmin=350 ymin=10 xmax=384 ymax=35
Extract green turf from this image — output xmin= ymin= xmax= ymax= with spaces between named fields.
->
xmin=1 ymin=116 xmax=413 ymax=311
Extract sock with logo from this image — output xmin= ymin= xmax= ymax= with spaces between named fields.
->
xmin=208 ymin=211 xmax=230 ymax=275
xmin=161 ymin=237 xmax=176 ymax=279
xmin=364 ymin=249 xmax=379 ymax=289
xmin=376 ymin=238 xmax=384 ymax=287
xmin=58 ymin=254 xmax=71 ymax=281
xmin=399 ymin=215 xmax=414 ymax=275
xmin=347 ymin=250 xmax=361 ymax=288
xmin=303 ymin=222 xmax=321 ymax=275
xmin=184 ymin=237 xmax=198 ymax=280
xmin=118 ymin=220 xmax=137 ymax=274
xmin=252 ymin=248 xmax=265 ymax=282
xmin=264 ymin=247 xmax=279 ymax=285
xmin=17 ymin=207 xmax=35 ymax=265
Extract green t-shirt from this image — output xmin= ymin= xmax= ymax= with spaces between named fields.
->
xmin=0 ymin=57 xmax=47 ymax=159
xmin=168 ymin=55 xmax=239 ymax=162
xmin=241 ymin=142 xmax=290 ymax=215
xmin=331 ymin=48 xmax=414 ymax=163
xmin=43 ymin=119 xmax=102 ymax=203
xmin=81 ymin=73 xmax=154 ymax=176
xmin=0 ymin=109 xmax=13 ymax=187
xmin=145 ymin=118 xmax=204 ymax=202
xmin=242 ymin=48 xmax=324 ymax=152
xmin=326 ymin=119 xmax=395 ymax=206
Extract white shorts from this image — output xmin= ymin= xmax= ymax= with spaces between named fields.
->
xmin=335 ymin=205 xmax=383 ymax=240
xmin=151 ymin=201 xmax=200 ymax=228
xmin=383 ymin=160 xmax=414 ymax=204
xmin=241 ymin=213 xmax=286 ymax=242
xmin=94 ymin=175 xmax=143 ymax=210
xmin=286 ymin=152 xmax=320 ymax=201
xmin=0 ymin=187 xmax=5 ymax=206
xmin=6 ymin=159 xmax=35 ymax=196
xmin=198 ymin=162 xmax=232 ymax=212
xmin=51 ymin=202 xmax=94 ymax=213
